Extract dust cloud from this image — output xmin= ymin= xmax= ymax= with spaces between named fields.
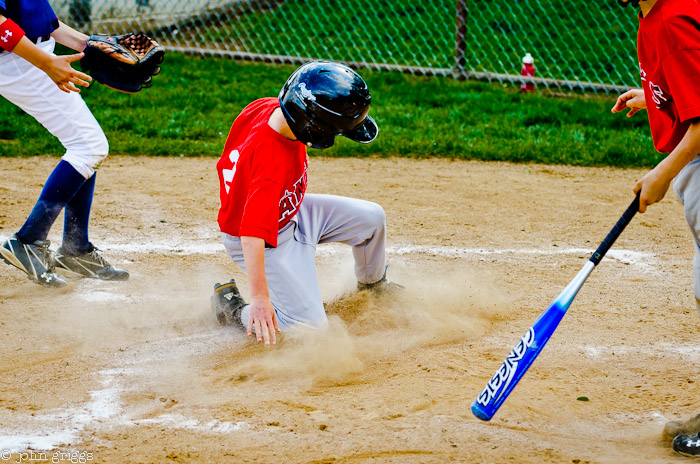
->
xmin=48 ymin=262 xmax=227 ymax=355
xmin=227 ymin=258 xmax=508 ymax=386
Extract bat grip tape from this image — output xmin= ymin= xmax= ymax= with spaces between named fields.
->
xmin=589 ymin=191 xmax=640 ymax=266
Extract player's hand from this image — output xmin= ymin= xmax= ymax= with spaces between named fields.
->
xmin=611 ymin=88 xmax=646 ymax=117
xmin=43 ymin=53 xmax=92 ymax=93
xmin=247 ymin=296 xmax=280 ymax=346
xmin=634 ymin=165 xmax=673 ymax=213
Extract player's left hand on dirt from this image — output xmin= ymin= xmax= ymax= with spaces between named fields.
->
xmin=80 ymin=33 xmax=165 ymax=93
xmin=248 ymin=297 xmax=279 ymax=346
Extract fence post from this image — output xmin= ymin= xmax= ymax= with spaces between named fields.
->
xmin=454 ymin=0 xmax=467 ymax=80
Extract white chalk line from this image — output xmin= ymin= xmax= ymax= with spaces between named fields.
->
xmin=0 ymin=331 xmax=248 ymax=452
xmin=580 ymin=342 xmax=700 ymax=365
xmin=132 ymin=414 xmax=246 ymax=434
xmin=485 ymin=333 xmax=700 ymax=366
xmin=0 ymin=234 xmax=659 ymax=270
xmin=106 ymin=242 xmax=660 ymax=274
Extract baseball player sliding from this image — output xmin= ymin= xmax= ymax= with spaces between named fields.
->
xmin=211 ymin=61 xmax=401 ymax=345
xmin=614 ymin=0 xmax=700 ymax=457
xmin=0 ymin=0 xmax=161 ymax=287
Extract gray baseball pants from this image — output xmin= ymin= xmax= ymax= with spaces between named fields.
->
xmin=674 ymin=154 xmax=700 ymax=317
xmin=222 ymin=193 xmax=387 ymax=331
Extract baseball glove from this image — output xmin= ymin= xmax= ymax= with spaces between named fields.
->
xmin=81 ymin=33 xmax=165 ymax=93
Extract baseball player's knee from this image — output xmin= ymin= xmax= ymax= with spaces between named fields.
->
xmin=62 ymin=153 xmax=108 ymax=179
xmin=85 ymin=131 xmax=110 ymax=162
xmin=93 ymin=133 xmax=110 ymax=158
xmin=291 ymin=300 xmax=327 ymax=328
xmin=363 ymin=202 xmax=386 ymax=229
xmin=274 ymin=303 xmax=327 ymax=331
xmin=299 ymin=309 xmax=328 ymax=329
xmin=62 ymin=134 xmax=110 ymax=179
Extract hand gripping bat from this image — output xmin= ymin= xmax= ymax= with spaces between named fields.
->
xmin=471 ymin=192 xmax=640 ymax=421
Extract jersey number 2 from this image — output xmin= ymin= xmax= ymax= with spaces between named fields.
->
xmin=223 ymin=149 xmax=240 ymax=194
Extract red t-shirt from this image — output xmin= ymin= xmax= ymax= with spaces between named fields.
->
xmin=217 ymin=98 xmax=308 ymax=247
xmin=638 ymin=0 xmax=700 ymax=154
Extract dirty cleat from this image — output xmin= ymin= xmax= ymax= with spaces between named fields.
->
xmin=357 ymin=265 xmax=404 ymax=295
xmin=0 ymin=234 xmax=68 ymax=288
xmin=54 ymin=244 xmax=129 ymax=281
xmin=663 ymin=413 xmax=700 ymax=442
xmin=673 ymin=433 xmax=700 ymax=457
xmin=212 ymin=279 xmax=247 ymax=329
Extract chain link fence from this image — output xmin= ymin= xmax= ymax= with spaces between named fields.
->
xmin=54 ymin=0 xmax=640 ymax=94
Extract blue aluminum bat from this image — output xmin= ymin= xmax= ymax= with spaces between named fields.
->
xmin=471 ymin=193 xmax=640 ymax=421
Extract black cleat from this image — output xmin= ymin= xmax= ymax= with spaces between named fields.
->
xmin=357 ymin=265 xmax=404 ymax=295
xmin=673 ymin=433 xmax=700 ymax=457
xmin=54 ymin=244 xmax=129 ymax=281
xmin=0 ymin=234 xmax=68 ymax=288
xmin=212 ymin=279 xmax=247 ymax=329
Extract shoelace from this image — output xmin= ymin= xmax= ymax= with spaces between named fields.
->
xmin=33 ymin=242 xmax=57 ymax=272
xmin=85 ymin=248 xmax=107 ymax=266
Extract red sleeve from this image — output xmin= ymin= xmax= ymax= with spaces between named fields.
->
xmin=662 ymin=15 xmax=700 ymax=122
xmin=240 ymin=179 xmax=282 ymax=247
xmin=238 ymin=140 xmax=289 ymax=248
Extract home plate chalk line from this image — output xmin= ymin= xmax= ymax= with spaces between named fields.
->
xmin=0 ymin=235 xmax=659 ymax=271
xmin=0 ymin=331 xmax=247 ymax=453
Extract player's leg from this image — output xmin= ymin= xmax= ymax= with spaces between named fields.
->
xmin=0 ymin=39 xmax=118 ymax=283
xmin=0 ymin=39 xmax=109 ymax=180
xmin=294 ymin=194 xmax=388 ymax=286
xmin=61 ymin=172 xmax=96 ymax=253
xmin=221 ymin=223 xmax=327 ymax=331
xmin=672 ymin=155 xmax=700 ymax=317
xmin=1 ymin=160 xmax=87 ymax=287
xmin=0 ymin=42 xmax=94 ymax=286
xmin=54 ymin=173 xmax=129 ymax=280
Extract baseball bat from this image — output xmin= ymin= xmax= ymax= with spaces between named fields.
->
xmin=471 ymin=192 xmax=640 ymax=421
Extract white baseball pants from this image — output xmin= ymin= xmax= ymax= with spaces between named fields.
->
xmin=222 ymin=193 xmax=388 ymax=331
xmin=0 ymin=38 xmax=108 ymax=178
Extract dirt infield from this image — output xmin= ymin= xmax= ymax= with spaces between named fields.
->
xmin=0 ymin=156 xmax=698 ymax=464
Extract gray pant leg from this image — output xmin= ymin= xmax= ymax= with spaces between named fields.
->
xmin=296 ymin=194 xmax=387 ymax=284
xmin=673 ymin=155 xmax=700 ymax=317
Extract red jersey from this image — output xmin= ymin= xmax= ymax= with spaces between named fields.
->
xmin=217 ymin=98 xmax=308 ymax=247
xmin=638 ymin=0 xmax=700 ymax=154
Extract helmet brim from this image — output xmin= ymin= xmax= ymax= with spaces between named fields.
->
xmin=342 ymin=115 xmax=378 ymax=144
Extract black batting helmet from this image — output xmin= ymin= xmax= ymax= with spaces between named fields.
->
xmin=278 ymin=61 xmax=378 ymax=149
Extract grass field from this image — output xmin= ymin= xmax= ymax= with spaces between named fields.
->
xmin=0 ymin=52 xmax=659 ymax=167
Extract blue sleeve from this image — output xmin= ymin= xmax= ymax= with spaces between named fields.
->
xmin=3 ymin=0 xmax=58 ymax=38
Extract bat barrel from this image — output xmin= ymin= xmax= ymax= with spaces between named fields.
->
xmin=469 ymin=262 xmax=592 ymax=421
xmin=471 ymin=403 xmax=493 ymax=421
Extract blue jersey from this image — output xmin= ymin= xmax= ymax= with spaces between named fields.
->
xmin=0 ymin=0 xmax=58 ymax=40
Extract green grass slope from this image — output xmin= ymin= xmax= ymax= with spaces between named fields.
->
xmin=0 ymin=54 xmax=659 ymax=167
